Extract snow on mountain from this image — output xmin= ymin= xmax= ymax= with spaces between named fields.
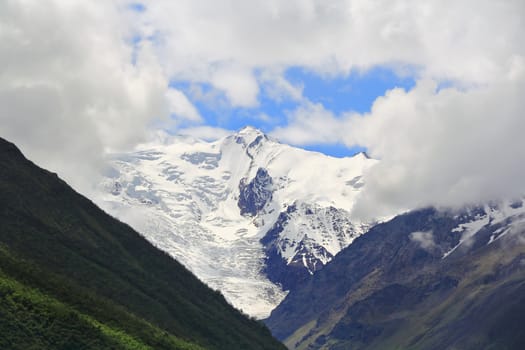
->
xmin=93 ymin=126 xmax=377 ymax=318
xmin=442 ymin=199 xmax=525 ymax=259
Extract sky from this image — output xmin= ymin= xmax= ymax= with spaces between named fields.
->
xmin=1 ymin=0 xmax=524 ymax=219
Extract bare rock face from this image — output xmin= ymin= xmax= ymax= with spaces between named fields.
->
xmin=238 ymin=168 xmax=273 ymax=217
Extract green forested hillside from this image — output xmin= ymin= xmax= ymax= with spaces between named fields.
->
xmin=0 ymin=137 xmax=285 ymax=350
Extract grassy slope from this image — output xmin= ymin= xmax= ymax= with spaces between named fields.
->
xmin=0 ymin=137 xmax=285 ymax=350
xmin=0 ymin=262 xmax=203 ymax=350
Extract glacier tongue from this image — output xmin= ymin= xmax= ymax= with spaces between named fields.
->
xmin=93 ymin=128 xmax=377 ymax=318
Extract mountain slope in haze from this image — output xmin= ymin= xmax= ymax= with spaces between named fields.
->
xmin=266 ymin=204 xmax=525 ymax=350
xmin=95 ymin=127 xmax=376 ymax=317
xmin=0 ymin=136 xmax=286 ymax=350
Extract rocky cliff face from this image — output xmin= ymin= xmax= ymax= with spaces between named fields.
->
xmin=261 ymin=202 xmax=369 ymax=291
xmin=238 ymin=168 xmax=273 ymax=217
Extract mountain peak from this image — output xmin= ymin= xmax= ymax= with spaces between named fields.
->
xmin=230 ymin=126 xmax=271 ymax=149
xmin=96 ymin=127 xmax=375 ymax=317
xmin=237 ymin=125 xmax=266 ymax=138
xmin=355 ymin=151 xmax=371 ymax=159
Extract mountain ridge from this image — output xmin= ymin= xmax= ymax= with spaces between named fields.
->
xmin=266 ymin=204 xmax=525 ymax=349
xmin=0 ymin=136 xmax=285 ymax=350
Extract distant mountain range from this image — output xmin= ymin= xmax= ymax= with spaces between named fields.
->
xmin=3 ymin=129 xmax=524 ymax=350
xmin=94 ymin=126 xmax=376 ymax=318
xmin=0 ymin=136 xmax=285 ymax=350
xmin=266 ymin=203 xmax=525 ymax=349
xmin=93 ymin=127 xmax=525 ymax=349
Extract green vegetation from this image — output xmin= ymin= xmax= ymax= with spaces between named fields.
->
xmin=0 ymin=266 xmax=203 ymax=350
xmin=0 ymin=137 xmax=285 ymax=350
xmin=0 ymin=248 xmax=204 ymax=350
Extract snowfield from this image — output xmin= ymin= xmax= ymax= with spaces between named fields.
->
xmin=94 ymin=127 xmax=377 ymax=318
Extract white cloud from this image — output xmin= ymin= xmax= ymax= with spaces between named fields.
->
xmin=254 ymin=113 xmax=278 ymax=125
xmin=165 ymin=88 xmax=202 ymax=122
xmin=136 ymin=0 xmax=525 ymax=220
xmin=274 ymin=73 xmax=525 ymax=219
xmin=178 ymin=126 xmax=232 ymax=141
xmin=1 ymin=0 xmax=524 ymax=218
xmin=349 ymin=75 xmax=525 ymax=219
xmin=137 ymin=0 xmax=523 ymax=87
xmin=270 ymin=102 xmax=346 ymax=145
xmin=259 ymin=69 xmax=304 ymax=102
xmin=210 ymin=64 xmax=260 ymax=107
xmin=0 ymin=1 xmax=171 ymax=193
xmin=409 ymin=231 xmax=436 ymax=251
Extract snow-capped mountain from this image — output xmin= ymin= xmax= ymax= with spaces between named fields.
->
xmin=94 ymin=126 xmax=377 ymax=318
xmin=442 ymin=199 xmax=525 ymax=258
xmin=266 ymin=198 xmax=525 ymax=349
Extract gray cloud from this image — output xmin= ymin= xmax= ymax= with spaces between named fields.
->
xmin=409 ymin=231 xmax=436 ymax=251
xmin=138 ymin=0 xmax=523 ymax=100
xmin=0 ymin=1 xmax=170 ymax=193
xmin=273 ymin=75 xmax=525 ymax=220
xmin=1 ymin=0 xmax=524 ymax=219
xmin=350 ymin=76 xmax=525 ymax=219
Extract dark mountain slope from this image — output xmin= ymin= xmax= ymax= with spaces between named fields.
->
xmin=266 ymin=208 xmax=525 ymax=350
xmin=0 ymin=137 xmax=285 ymax=350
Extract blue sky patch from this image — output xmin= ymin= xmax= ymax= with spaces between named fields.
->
xmin=128 ymin=3 xmax=146 ymax=12
xmin=285 ymin=66 xmax=416 ymax=114
xmin=301 ymin=143 xmax=367 ymax=158
xmin=170 ymin=66 xmax=416 ymax=157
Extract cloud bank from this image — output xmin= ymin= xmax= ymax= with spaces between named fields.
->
xmin=273 ymin=73 xmax=525 ymax=219
xmin=0 ymin=1 xmax=172 ymax=193
xmin=1 ymin=0 xmax=524 ymax=218
xmin=409 ymin=231 xmax=436 ymax=251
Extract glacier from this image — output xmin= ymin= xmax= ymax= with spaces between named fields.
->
xmin=93 ymin=127 xmax=377 ymax=318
